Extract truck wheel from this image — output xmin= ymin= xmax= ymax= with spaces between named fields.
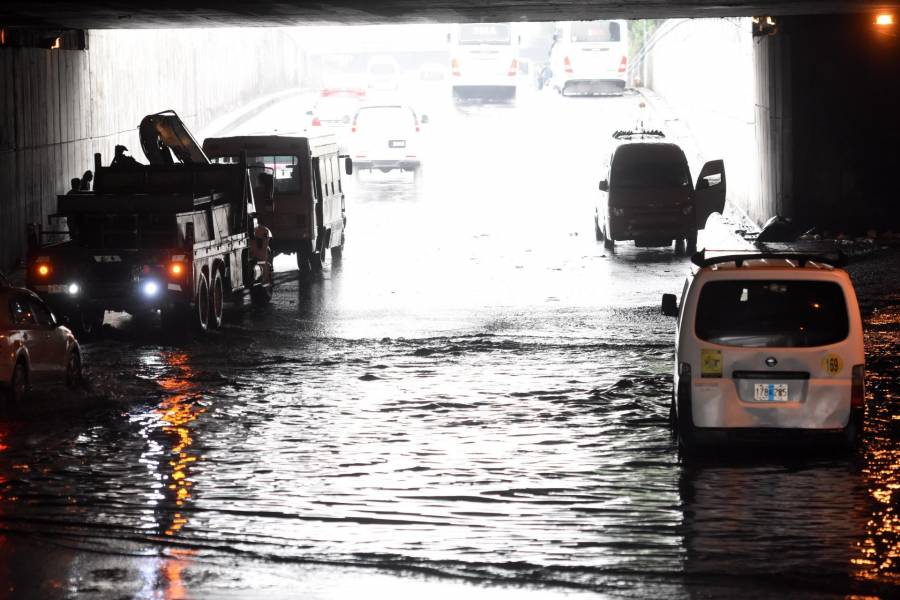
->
xmin=311 ymin=251 xmax=324 ymax=273
xmin=297 ymin=250 xmax=313 ymax=279
xmin=210 ymin=269 xmax=224 ymax=329
xmin=674 ymin=238 xmax=685 ymax=254
xmin=195 ymin=271 xmax=210 ymax=333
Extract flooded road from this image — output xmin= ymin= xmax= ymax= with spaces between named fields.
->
xmin=1 ymin=88 xmax=898 ymax=599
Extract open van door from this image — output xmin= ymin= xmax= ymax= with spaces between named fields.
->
xmin=694 ymin=159 xmax=726 ymax=229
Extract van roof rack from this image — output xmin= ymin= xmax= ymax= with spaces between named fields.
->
xmin=612 ymin=129 xmax=665 ymax=140
xmin=691 ymin=249 xmax=847 ymax=269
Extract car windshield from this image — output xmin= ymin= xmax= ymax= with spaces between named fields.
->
xmin=695 ymin=280 xmax=850 ymax=347
xmin=571 ymin=21 xmax=621 ymax=43
xmin=458 ymin=24 xmax=512 ymax=45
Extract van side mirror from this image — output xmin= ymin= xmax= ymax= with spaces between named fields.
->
xmin=661 ymin=293 xmax=678 ymax=317
xmin=259 ymin=172 xmax=275 ymax=205
xmin=420 ymin=114 xmax=429 ymax=124
xmin=306 ymin=110 xmax=314 ymax=116
xmin=598 ymin=179 xmax=609 ymax=192
xmin=344 ymin=156 xmax=353 ymax=176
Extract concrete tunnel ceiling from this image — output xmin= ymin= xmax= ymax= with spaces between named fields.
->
xmin=2 ymin=1 xmax=900 ymax=29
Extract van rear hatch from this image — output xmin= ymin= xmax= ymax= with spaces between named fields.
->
xmin=689 ymin=278 xmax=856 ymax=429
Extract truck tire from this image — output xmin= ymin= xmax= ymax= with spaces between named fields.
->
xmin=65 ymin=349 xmax=83 ymax=389
xmin=195 ymin=271 xmax=210 ymax=333
xmin=297 ymin=249 xmax=313 ymax=279
xmin=210 ymin=269 xmax=224 ymax=329
xmin=674 ymin=238 xmax=686 ymax=255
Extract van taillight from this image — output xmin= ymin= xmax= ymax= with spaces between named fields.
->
xmin=507 ymin=59 xmax=518 ymax=76
xmin=564 ymin=56 xmax=573 ymax=74
xmin=618 ymin=55 xmax=628 ymax=74
xmin=851 ymin=364 xmax=865 ymax=408
xmin=351 ymin=118 xmax=357 ymax=133
xmin=311 ymin=117 xmax=321 ymax=127
xmin=451 ymin=58 xmax=460 ymax=76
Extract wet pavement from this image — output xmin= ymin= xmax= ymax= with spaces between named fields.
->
xmin=1 ymin=88 xmax=898 ymax=599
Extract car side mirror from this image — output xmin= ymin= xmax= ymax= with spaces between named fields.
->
xmin=661 ymin=293 xmax=678 ymax=317
xmin=598 ymin=179 xmax=609 ymax=192
xmin=306 ymin=110 xmax=314 ymax=116
xmin=344 ymin=156 xmax=353 ymax=175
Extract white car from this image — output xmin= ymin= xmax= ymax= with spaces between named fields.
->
xmin=1 ymin=277 xmax=83 ymax=405
xmin=350 ymin=105 xmax=426 ymax=180
xmin=663 ymin=251 xmax=865 ymax=450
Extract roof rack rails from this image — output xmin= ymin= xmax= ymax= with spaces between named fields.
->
xmin=612 ymin=129 xmax=665 ymax=140
xmin=690 ymin=249 xmax=847 ymax=269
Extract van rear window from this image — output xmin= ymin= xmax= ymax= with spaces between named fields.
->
xmin=695 ymin=280 xmax=849 ymax=347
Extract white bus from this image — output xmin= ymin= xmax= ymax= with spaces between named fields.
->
xmin=449 ymin=23 xmax=520 ymax=103
xmin=548 ymin=20 xmax=629 ymax=96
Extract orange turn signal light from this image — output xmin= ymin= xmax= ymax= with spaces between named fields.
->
xmin=169 ymin=262 xmax=185 ymax=277
xmin=876 ymin=13 xmax=895 ymax=26
xmin=37 ymin=264 xmax=50 ymax=276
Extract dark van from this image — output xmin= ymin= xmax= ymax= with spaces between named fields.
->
xmin=594 ymin=137 xmax=726 ymax=253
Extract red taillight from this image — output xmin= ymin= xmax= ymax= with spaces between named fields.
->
xmin=564 ymin=56 xmax=573 ymax=74
xmin=618 ymin=55 xmax=628 ymax=74
xmin=507 ymin=59 xmax=518 ymax=76
xmin=311 ymin=117 xmax=321 ymax=127
xmin=851 ymin=364 xmax=865 ymax=408
xmin=451 ymin=58 xmax=460 ymax=77
xmin=351 ymin=119 xmax=357 ymax=133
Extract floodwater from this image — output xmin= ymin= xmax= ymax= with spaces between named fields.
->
xmin=0 ymin=87 xmax=897 ymax=599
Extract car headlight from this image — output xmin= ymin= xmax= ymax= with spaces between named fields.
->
xmin=67 ymin=283 xmax=80 ymax=295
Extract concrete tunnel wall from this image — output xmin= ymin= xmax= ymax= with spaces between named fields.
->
xmin=640 ymin=14 xmax=900 ymax=234
xmin=0 ymin=29 xmax=304 ymax=271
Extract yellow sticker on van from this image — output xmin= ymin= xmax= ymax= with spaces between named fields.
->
xmin=822 ymin=353 xmax=843 ymax=376
xmin=701 ymin=349 xmax=723 ymax=378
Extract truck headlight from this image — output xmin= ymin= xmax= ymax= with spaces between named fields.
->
xmin=67 ymin=283 xmax=80 ymax=295
xmin=142 ymin=281 xmax=160 ymax=297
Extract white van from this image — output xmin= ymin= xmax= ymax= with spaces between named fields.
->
xmin=449 ymin=23 xmax=520 ymax=103
xmin=548 ymin=20 xmax=629 ymax=96
xmin=663 ymin=251 xmax=866 ymax=450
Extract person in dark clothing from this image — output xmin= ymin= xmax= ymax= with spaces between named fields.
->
xmin=111 ymin=144 xmax=140 ymax=168
xmin=80 ymin=170 xmax=93 ymax=191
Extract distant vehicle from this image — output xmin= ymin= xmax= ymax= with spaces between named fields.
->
xmin=306 ymin=88 xmax=366 ymax=149
xmin=350 ymin=105 xmax=426 ymax=182
xmin=27 ymin=110 xmax=275 ymax=334
xmin=548 ymin=20 xmax=629 ymax=96
xmin=1 ymin=279 xmax=82 ymax=405
xmin=595 ymin=131 xmax=726 ymax=253
xmin=449 ymin=22 xmax=520 ymax=103
xmin=418 ymin=62 xmax=447 ymax=83
xmin=662 ymin=250 xmax=866 ymax=450
xmin=366 ymin=57 xmax=401 ymax=92
xmin=203 ymin=134 xmax=350 ymax=277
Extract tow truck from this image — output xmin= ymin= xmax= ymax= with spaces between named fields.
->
xmin=26 ymin=110 xmax=274 ymax=334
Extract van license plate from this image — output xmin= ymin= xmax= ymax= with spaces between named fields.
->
xmin=389 ymin=140 xmax=406 ymax=148
xmin=753 ymin=383 xmax=789 ymax=402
